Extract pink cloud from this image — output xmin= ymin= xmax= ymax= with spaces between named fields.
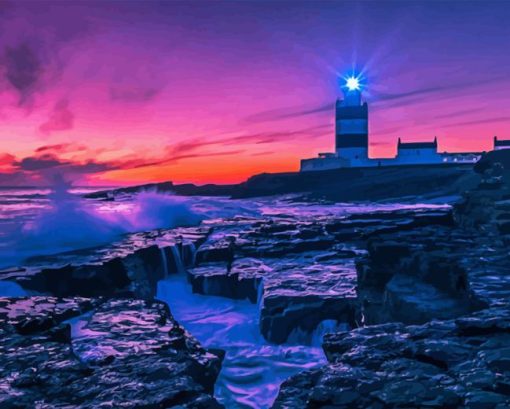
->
xmin=39 ymin=99 xmax=74 ymax=134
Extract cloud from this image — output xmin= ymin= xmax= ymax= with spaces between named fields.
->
xmin=0 ymin=170 xmax=33 ymax=186
xmin=250 ymin=150 xmax=274 ymax=156
xmin=0 ymin=152 xmax=15 ymax=165
xmin=0 ymin=153 xmax=16 ymax=172
xmin=39 ymin=99 xmax=74 ymax=134
xmin=162 ymin=125 xmax=329 ymax=162
xmin=371 ymin=76 xmax=509 ymax=108
xmin=35 ymin=143 xmax=86 ymax=154
xmin=369 ymin=141 xmax=393 ymax=147
xmin=433 ymin=108 xmax=481 ymax=120
xmin=0 ymin=4 xmax=93 ymax=108
xmin=112 ymin=148 xmax=246 ymax=170
xmin=242 ymin=103 xmax=332 ymax=124
xmin=66 ymin=161 xmax=113 ymax=174
xmin=0 ymin=153 xmax=116 ymax=186
xmin=5 ymin=141 xmax=246 ymax=184
xmin=3 ymin=43 xmax=42 ymax=105
xmin=440 ymin=116 xmax=510 ymax=128
xmin=17 ymin=154 xmax=69 ymax=171
xmin=371 ymin=85 xmax=452 ymax=103
xmin=0 ymin=122 xmax=329 ymax=185
xmin=159 ymin=149 xmax=245 ymax=164
xmin=14 ymin=151 xmax=114 ymax=176
xmin=241 ymin=84 xmax=463 ymax=125
xmin=0 ymin=1 xmax=13 ymax=17
xmin=110 ymin=86 xmax=161 ymax=103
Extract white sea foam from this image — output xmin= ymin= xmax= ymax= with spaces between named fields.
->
xmin=0 ymin=181 xmax=203 ymax=268
xmin=157 ymin=275 xmax=326 ymax=409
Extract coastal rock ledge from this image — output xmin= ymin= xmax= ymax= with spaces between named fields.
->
xmin=274 ymin=306 xmax=510 ymax=409
xmin=0 ymin=296 xmax=223 ymax=408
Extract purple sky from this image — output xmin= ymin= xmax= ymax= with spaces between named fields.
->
xmin=0 ymin=0 xmax=509 ymax=185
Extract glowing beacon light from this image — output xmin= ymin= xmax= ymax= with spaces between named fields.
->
xmin=345 ymin=76 xmax=361 ymax=91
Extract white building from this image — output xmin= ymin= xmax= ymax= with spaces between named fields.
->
xmin=494 ymin=137 xmax=510 ymax=151
xmin=396 ymin=138 xmax=442 ymax=164
xmin=300 ymin=79 xmax=505 ymax=172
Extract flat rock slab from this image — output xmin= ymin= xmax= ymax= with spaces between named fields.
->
xmin=0 ymin=297 xmax=223 ymax=408
xmin=260 ymin=255 xmax=358 ymax=344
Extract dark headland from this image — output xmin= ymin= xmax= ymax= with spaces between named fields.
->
xmin=85 ymin=162 xmax=480 ymax=202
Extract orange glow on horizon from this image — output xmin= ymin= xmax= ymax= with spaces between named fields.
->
xmin=91 ymin=154 xmax=300 ymax=186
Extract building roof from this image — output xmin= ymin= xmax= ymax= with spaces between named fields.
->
xmin=441 ymin=151 xmax=484 ymax=156
xmin=494 ymin=137 xmax=510 ymax=146
xmin=398 ymin=137 xmax=437 ymax=149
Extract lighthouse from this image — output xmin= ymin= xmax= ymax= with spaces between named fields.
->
xmin=299 ymin=72 xmax=485 ymax=172
xmin=335 ymin=76 xmax=369 ymax=165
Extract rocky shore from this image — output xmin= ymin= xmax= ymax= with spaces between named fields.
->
xmin=274 ymin=306 xmax=510 ymax=408
xmin=274 ymin=150 xmax=510 ymax=408
xmin=0 ymin=297 xmax=223 ymax=408
xmin=2 ymin=151 xmax=510 ymax=408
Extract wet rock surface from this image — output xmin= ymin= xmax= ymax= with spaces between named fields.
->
xmin=0 ymin=296 xmax=223 ymax=408
xmin=189 ymin=206 xmax=472 ymax=344
xmin=275 ymin=152 xmax=510 ymax=408
xmin=0 ymin=226 xmax=209 ymax=299
xmin=357 ymin=225 xmax=488 ymax=326
xmin=274 ymin=307 xmax=510 ymax=408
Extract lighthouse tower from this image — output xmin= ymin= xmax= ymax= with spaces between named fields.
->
xmin=335 ymin=77 xmax=369 ymax=165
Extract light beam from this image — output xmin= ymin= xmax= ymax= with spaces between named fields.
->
xmin=346 ymin=76 xmax=360 ymax=91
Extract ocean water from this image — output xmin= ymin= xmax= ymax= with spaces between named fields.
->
xmin=0 ymin=186 xmax=205 ymax=268
xmin=157 ymin=276 xmax=326 ymax=409
xmin=0 ymin=186 xmax=453 ymax=408
xmin=0 ymin=186 xmax=451 ymax=269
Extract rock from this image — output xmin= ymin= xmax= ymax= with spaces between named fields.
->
xmin=188 ymin=258 xmax=268 ymax=302
xmin=5 ymin=159 xmax=510 ymax=408
xmin=0 ymin=297 xmax=223 ymax=408
xmin=0 ymin=296 xmax=100 ymax=332
xmin=357 ymin=223 xmax=488 ymax=325
xmin=0 ymin=226 xmax=210 ymax=299
xmin=275 ymin=307 xmax=510 ymax=408
xmin=464 ymin=391 xmax=507 ymax=409
xmin=189 ymin=251 xmax=358 ymax=344
xmin=195 ymin=239 xmax=235 ymax=264
xmin=259 ymin=258 xmax=357 ymax=344
xmin=383 ymin=274 xmax=476 ymax=324
xmin=272 ymin=369 xmax=322 ymax=408
xmin=455 ymin=307 xmax=510 ymax=336
xmin=188 ymin=219 xmax=361 ymax=343
xmin=188 ymin=205 xmax=488 ymax=343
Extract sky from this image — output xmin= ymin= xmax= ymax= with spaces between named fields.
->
xmin=0 ymin=0 xmax=509 ymax=186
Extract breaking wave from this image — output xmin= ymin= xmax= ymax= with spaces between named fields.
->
xmin=0 ymin=181 xmax=203 ymax=268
